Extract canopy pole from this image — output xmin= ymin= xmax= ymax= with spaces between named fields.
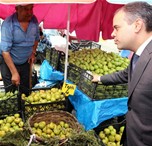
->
xmin=64 ymin=4 xmax=71 ymax=82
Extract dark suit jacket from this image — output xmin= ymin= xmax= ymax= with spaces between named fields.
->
xmin=100 ymin=40 xmax=152 ymax=146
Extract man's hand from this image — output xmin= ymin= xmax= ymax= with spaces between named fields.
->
xmin=92 ymin=74 xmax=100 ymax=82
xmin=28 ymin=53 xmax=36 ymax=64
xmin=2 ymin=52 xmax=20 ymax=86
xmin=11 ymin=72 xmax=20 ymax=86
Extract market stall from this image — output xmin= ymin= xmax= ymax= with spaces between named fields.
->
xmin=0 ymin=1 xmax=132 ymax=145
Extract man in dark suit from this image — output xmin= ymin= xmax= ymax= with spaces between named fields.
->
xmin=92 ymin=2 xmax=152 ymax=146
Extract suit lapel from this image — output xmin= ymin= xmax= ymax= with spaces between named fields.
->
xmin=128 ymin=63 xmax=132 ymax=83
xmin=128 ymin=48 xmax=151 ymax=97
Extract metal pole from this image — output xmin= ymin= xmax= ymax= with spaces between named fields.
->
xmin=64 ymin=4 xmax=71 ymax=82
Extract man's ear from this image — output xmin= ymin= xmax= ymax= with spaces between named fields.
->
xmin=134 ymin=18 xmax=143 ymax=32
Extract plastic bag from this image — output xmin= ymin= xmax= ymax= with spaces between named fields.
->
xmin=49 ymin=35 xmax=67 ymax=53
xmin=40 ymin=60 xmax=53 ymax=80
xmin=40 ymin=60 xmax=64 ymax=81
xmin=49 ymin=71 xmax=64 ymax=81
xmin=32 ymin=80 xmax=57 ymax=89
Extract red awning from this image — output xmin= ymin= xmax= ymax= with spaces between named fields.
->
xmin=0 ymin=0 xmax=123 ymax=41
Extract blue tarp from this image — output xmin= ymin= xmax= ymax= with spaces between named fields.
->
xmin=69 ymin=87 xmax=128 ymax=131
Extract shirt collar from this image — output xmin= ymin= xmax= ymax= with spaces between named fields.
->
xmin=136 ymin=35 xmax=152 ymax=56
xmin=13 ymin=13 xmax=20 ymax=27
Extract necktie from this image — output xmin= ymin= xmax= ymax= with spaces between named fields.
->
xmin=132 ymin=53 xmax=139 ymax=71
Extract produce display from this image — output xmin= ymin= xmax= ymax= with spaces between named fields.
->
xmin=0 ymin=41 xmax=128 ymax=145
xmin=0 ymin=128 xmax=103 ymax=146
xmin=0 ymin=90 xmax=18 ymax=101
xmin=93 ymin=117 xmax=126 ymax=146
xmin=21 ymin=88 xmax=66 ymax=119
xmin=94 ymin=84 xmax=128 ymax=99
xmin=31 ymin=120 xmax=72 ymax=140
xmin=22 ymin=88 xmax=65 ymax=104
xmin=59 ymin=48 xmax=129 ymax=99
xmin=0 ymin=110 xmax=103 ymax=146
xmin=0 ymin=90 xmax=19 ymax=118
xmin=98 ymin=124 xmax=124 ymax=146
xmin=28 ymin=110 xmax=82 ymax=141
xmin=68 ymin=49 xmax=130 ymax=76
xmin=0 ymin=113 xmax=24 ymax=138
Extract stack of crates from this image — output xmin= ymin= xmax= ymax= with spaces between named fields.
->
xmin=70 ymin=40 xmax=101 ymax=51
